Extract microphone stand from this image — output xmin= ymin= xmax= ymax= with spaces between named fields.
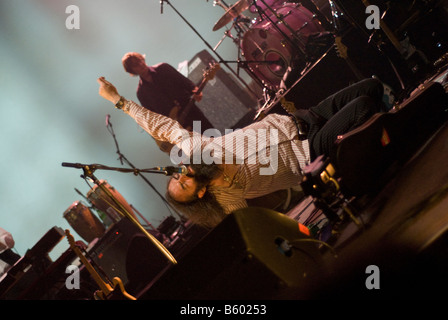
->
xmin=106 ymin=116 xmax=185 ymax=221
xmin=62 ymin=162 xmax=177 ymax=265
xmin=62 ymin=162 xmax=178 ymax=175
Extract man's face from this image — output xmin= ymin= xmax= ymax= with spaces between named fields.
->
xmin=125 ymin=55 xmax=147 ymax=76
xmin=167 ymin=166 xmax=205 ymax=203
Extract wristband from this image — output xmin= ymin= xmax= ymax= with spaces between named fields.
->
xmin=115 ymin=96 xmax=126 ymax=109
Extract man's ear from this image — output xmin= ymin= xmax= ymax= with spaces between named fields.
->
xmin=197 ymin=186 xmax=207 ymax=199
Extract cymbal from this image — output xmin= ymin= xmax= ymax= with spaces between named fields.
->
xmin=213 ymin=0 xmax=250 ymax=31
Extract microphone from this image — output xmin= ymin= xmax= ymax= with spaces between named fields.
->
xmin=160 ymin=0 xmax=163 ymax=14
xmin=61 ymin=162 xmax=85 ymax=168
xmin=152 ymin=165 xmax=188 ymax=176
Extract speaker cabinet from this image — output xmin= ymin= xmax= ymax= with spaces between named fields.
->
xmin=138 ymin=208 xmax=326 ymax=300
xmin=187 ymin=50 xmax=257 ymax=132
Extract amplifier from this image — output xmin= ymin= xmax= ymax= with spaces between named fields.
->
xmin=186 ymin=50 xmax=258 ymax=132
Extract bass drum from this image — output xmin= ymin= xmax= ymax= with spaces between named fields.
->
xmin=63 ymin=201 xmax=105 ymax=243
xmin=241 ymin=3 xmax=325 ymax=88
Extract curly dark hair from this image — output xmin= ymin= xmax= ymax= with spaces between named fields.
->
xmin=165 ymin=163 xmax=227 ymax=228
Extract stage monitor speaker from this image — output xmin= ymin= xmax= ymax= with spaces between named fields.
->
xmin=138 ymin=208 xmax=326 ymax=300
xmin=187 ymin=50 xmax=257 ymax=132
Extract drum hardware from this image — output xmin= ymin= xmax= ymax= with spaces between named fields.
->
xmin=300 ymin=155 xmax=364 ymax=228
xmin=212 ymin=0 xmax=251 ymax=31
xmin=214 ymin=28 xmax=236 ymax=51
xmin=214 ymin=14 xmax=251 ymax=50
xmin=161 ymin=0 xmax=260 ymax=101
xmin=212 ymin=0 xmax=269 ymax=90
xmin=253 ymin=44 xmax=335 ymax=120
xmin=61 ymin=162 xmax=178 ymax=265
xmin=213 ymin=0 xmax=320 ymax=91
xmin=240 ymin=2 xmax=326 ymax=88
xmin=252 ymin=1 xmax=307 ymax=55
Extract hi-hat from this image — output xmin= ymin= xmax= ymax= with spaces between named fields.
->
xmin=213 ymin=0 xmax=250 ymax=31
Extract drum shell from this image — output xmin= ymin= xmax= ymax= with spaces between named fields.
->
xmin=63 ymin=201 xmax=105 ymax=243
xmin=241 ymin=3 xmax=325 ymax=87
xmin=86 ymin=180 xmax=134 ymax=224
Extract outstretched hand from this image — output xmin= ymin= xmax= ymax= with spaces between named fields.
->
xmin=97 ymin=77 xmax=121 ymax=104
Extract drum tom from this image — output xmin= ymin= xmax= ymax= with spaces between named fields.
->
xmin=87 ymin=180 xmax=135 ymax=224
xmin=63 ymin=201 xmax=105 ymax=243
xmin=241 ymin=3 xmax=325 ymax=88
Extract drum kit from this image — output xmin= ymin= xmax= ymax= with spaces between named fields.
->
xmin=211 ymin=0 xmax=333 ymax=89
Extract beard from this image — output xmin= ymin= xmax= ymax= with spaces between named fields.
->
xmin=165 ymin=162 xmax=226 ymax=229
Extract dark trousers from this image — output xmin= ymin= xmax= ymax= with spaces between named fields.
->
xmin=296 ymin=78 xmax=385 ymax=160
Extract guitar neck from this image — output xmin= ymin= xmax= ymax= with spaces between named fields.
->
xmin=179 ymin=80 xmax=208 ymax=121
xmin=195 ymin=78 xmax=208 ymax=95
xmin=66 ymin=231 xmax=112 ymax=295
xmin=178 ymin=63 xmax=220 ymax=124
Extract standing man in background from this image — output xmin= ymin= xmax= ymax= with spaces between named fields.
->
xmin=122 ymin=52 xmax=214 ymax=152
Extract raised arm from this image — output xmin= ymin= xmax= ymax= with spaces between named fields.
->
xmin=97 ymin=77 xmax=203 ymax=158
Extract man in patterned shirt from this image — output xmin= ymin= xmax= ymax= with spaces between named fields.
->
xmin=97 ymin=77 xmax=384 ymax=228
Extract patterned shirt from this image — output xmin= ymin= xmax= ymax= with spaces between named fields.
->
xmin=123 ymin=100 xmax=311 ymax=214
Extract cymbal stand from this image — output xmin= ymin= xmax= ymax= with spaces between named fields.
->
xmin=62 ymin=162 xmax=178 ymax=265
xmin=252 ymin=0 xmax=306 ymax=54
xmin=213 ymin=28 xmax=234 ymax=51
xmin=253 ymin=44 xmax=335 ymax=119
xmin=161 ymin=0 xmax=259 ymax=100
